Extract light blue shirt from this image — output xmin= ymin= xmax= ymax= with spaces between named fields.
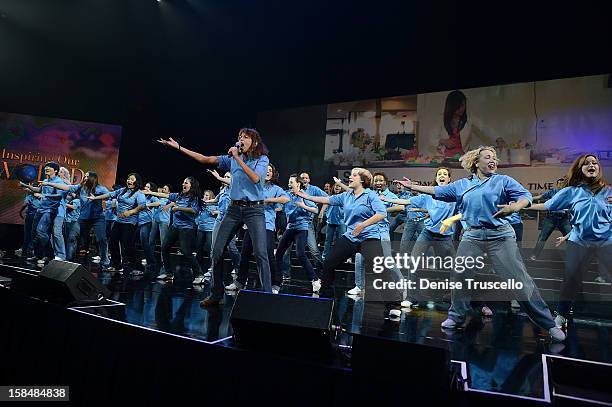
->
xmin=285 ymin=193 xmax=318 ymax=231
xmin=138 ymin=195 xmax=159 ymax=225
xmin=264 ymin=183 xmax=287 ymax=231
xmin=168 ymin=192 xmax=200 ymax=230
xmin=70 ymin=184 xmax=109 ymax=220
xmin=325 ymin=204 xmax=344 ymax=225
xmin=328 ymin=189 xmax=387 ymax=243
xmin=24 ymin=194 xmax=41 ymax=216
xmin=376 ymin=188 xmax=398 ymax=233
xmin=404 ymin=193 xmax=428 ymax=221
xmin=196 ymin=204 xmax=218 ymax=232
xmin=39 ymin=176 xmax=66 ymax=213
xmin=544 ymin=185 xmax=612 ymax=242
xmin=434 ymin=173 xmax=532 ymax=228
xmin=157 ymin=198 xmax=171 ymax=224
xmin=410 ymin=194 xmax=457 ymax=235
xmin=540 ymin=188 xmax=567 ymax=216
xmin=215 ymin=189 xmax=231 ymax=223
xmin=65 ymin=198 xmax=81 ymax=223
xmin=104 ymin=197 xmax=117 ymax=222
xmin=216 ymin=154 xmax=269 ymax=201
xmin=109 ymin=188 xmax=147 ymax=225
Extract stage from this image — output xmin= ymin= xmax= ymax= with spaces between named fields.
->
xmin=1 ymin=248 xmax=611 ymax=405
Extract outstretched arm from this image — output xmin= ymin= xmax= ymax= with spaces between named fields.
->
xmin=393 ymin=178 xmax=435 ymax=195
xmin=295 ymin=190 xmax=331 ymax=205
xmin=352 ymin=214 xmax=385 ymax=237
xmin=333 ymin=177 xmax=350 ymax=192
xmin=207 ymin=169 xmax=231 ymax=185
xmin=380 ymin=196 xmax=411 ymax=205
xmin=19 ymin=182 xmax=42 ymax=193
xmin=297 ymin=201 xmax=319 ymax=215
xmin=143 ymin=190 xmax=170 ymax=199
xmin=158 ymin=137 xmax=219 ymax=165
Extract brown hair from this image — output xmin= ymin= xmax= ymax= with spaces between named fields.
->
xmin=353 ymin=167 xmax=373 ymax=188
xmin=203 ymin=189 xmax=216 ymax=200
xmin=460 ymin=146 xmax=497 ymax=174
xmin=563 ymin=154 xmax=607 ymax=194
xmin=433 ymin=167 xmax=452 ymax=186
xmin=239 ymin=128 xmax=268 ymax=159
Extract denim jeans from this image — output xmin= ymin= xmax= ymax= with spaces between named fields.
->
xmin=276 ymin=228 xmax=318 ymax=281
xmin=354 ymin=231 xmax=403 ymax=294
xmin=34 ymin=211 xmax=55 ymax=258
xmin=138 ymin=222 xmax=155 ymax=267
xmin=109 ymin=222 xmax=138 ymax=270
xmin=22 ymin=212 xmax=36 ymax=255
xmin=79 ymin=217 xmax=109 ymax=265
xmin=399 ymin=219 xmax=425 ymax=255
xmin=307 ymin=220 xmax=324 ymax=268
xmin=64 ymin=221 xmax=80 ymax=261
xmin=149 ymin=220 xmax=160 ymax=248
xmin=447 ymin=224 xmax=555 ymax=329
xmin=323 ymin=223 xmax=346 ymax=259
xmin=557 ymin=241 xmax=612 ymax=318
xmin=210 ymin=204 xmax=270 ymax=299
xmin=532 ymin=215 xmax=572 ymax=258
xmin=161 ymin=226 xmax=202 ymax=276
xmin=407 ymin=228 xmax=456 ymax=302
xmin=237 ymin=229 xmax=280 ymax=287
xmin=211 ymin=221 xmax=241 ymax=271
xmin=52 ymin=215 xmax=66 ymax=260
xmin=389 ymin=214 xmax=405 ymax=235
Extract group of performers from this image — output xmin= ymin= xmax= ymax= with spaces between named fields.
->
xmin=15 ymin=128 xmax=612 ymax=343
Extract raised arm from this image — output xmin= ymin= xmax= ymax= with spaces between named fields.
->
xmin=295 ymin=190 xmax=331 ymax=205
xmin=143 ymin=190 xmax=170 ymax=199
xmin=172 ymin=206 xmax=197 ymax=215
xmin=524 ymin=203 xmax=546 ymax=211
xmin=333 ymin=177 xmax=350 ymax=192
xmin=264 ymin=196 xmax=290 ymax=204
xmin=89 ymin=193 xmax=111 ymax=201
xmin=394 ymin=178 xmax=435 ymax=195
xmin=39 ymin=181 xmax=71 ymax=191
xmin=206 ymin=169 xmax=231 ymax=185
xmin=380 ymin=196 xmax=411 ymax=205
xmin=158 ymin=137 xmax=219 ymax=165
xmin=19 ymin=182 xmax=42 ymax=193
xmin=387 ymin=205 xmax=405 ymax=213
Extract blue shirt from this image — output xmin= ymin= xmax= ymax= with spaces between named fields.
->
xmin=328 ymin=189 xmax=387 ymax=243
xmin=410 ymin=194 xmax=457 ymax=235
xmin=39 ymin=176 xmax=66 ymax=213
xmin=157 ymin=198 xmax=171 ymax=224
xmin=216 ymin=154 xmax=269 ymax=201
xmin=70 ymin=184 xmax=110 ymax=220
xmin=304 ymin=184 xmax=328 ymax=198
xmin=404 ymin=193 xmax=428 ymax=221
xmin=539 ymin=188 xmax=567 ymax=216
xmin=196 ymin=204 xmax=218 ymax=232
xmin=24 ymin=194 xmax=41 ymax=216
xmin=168 ymin=192 xmax=200 ymax=230
xmin=544 ymin=185 xmax=612 ymax=242
xmin=434 ymin=173 xmax=532 ymax=228
xmin=376 ymin=188 xmax=398 ymax=233
xmin=138 ymin=195 xmax=159 ymax=225
xmin=264 ymin=183 xmax=287 ymax=231
xmin=65 ymin=198 xmax=81 ymax=223
xmin=104 ymin=197 xmax=117 ymax=222
xmin=215 ymin=189 xmax=231 ymax=223
xmin=325 ymin=204 xmax=344 ymax=225
xmin=109 ymin=188 xmax=147 ymax=225
xmin=285 ymin=193 xmax=318 ymax=231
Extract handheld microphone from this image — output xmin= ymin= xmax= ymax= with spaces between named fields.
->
xmin=228 ymin=142 xmax=244 ymax=157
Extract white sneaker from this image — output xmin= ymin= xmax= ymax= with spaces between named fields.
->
xmin=346 ymin=258 xmax=353 ymax=264
xmin=92 ymin=255 xmax=101 ymax=261
xmin=347 ymin=286 xmax=362 ymax=295
xmin=529 ymin=255 xmax=537 ymax=261
xmin=312 ymin=279 xmax=322 ymax=292
xmin=231 ymin=269 xmax=237 ymax=275
xmin=388 ymin=309 xmax=401 ymax=318
xmin=225 ymin=281 xmax=244 ymax=291
xmin=193 ymin=276 xmax=206 ymax=285
xmin=204 ymin=271 xmax=212 ymax=278
xmin=14 ymin=249 xmax=22 ymax=256
xmin=130 ymin=269 xmax=144 ymax=276
xmin=141 ymin=259 xmax=147 ymax=265
xmin=53 ymin=256 xmax=63 ymax=261
xmin=272 ymin=285 xmax=280 ymax=294
xmin=37 ymin=258 xmax=48 ymax=265
xmin=400 ymin=300 xmax=413 ymax=308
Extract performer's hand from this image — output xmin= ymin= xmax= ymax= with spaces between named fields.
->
xmin=555 ymin=234 xmax=569 ymax=247
xmin=393 ymin=177 xmax=412 ymax=188
xmin=493 ymin=203 xmax=517 ymax=218
xmin=440 ymin=219 xmax=455 ymax=234
xmin=207 ymin=169 xmax=221 ymax=179
xmin=228 ymin=146 xmax=240 ymax=158
xmin=162 ymin=203 xmax=174 ymax=213
xmin=157 ymin=137 xmax=179 ymax=150
xmin=39 ymin=181 xmax=50 ymax=186
xmin=352 ymin=223 xmax=365 ymax=237
xmin=86 ymin=194 xmax=96 ymax=200
xmin=333 ymin=177 xmax=343 ymax=185
xmin=118 ymin=210 xmax=131 ymax=218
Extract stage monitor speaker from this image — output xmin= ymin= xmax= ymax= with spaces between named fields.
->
xmin=230 ymin=290 xmax=335 ymax=357
xmin=11 ymin=260 xmax=110 ymax=306
xmin=351 ymin=334 xmax=450 ymax=399
xmin=547 ymin=355 xmax=612 ymax=404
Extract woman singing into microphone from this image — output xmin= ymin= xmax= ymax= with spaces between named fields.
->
xmin=157 ymin=128 xmax=271 ymax=306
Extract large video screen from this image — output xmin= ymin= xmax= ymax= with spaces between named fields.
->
xmin=0 ymin=112 xmax=122 ymax=225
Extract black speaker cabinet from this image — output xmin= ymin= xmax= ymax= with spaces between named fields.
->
xmin=11 ymin=260 xmax=110 ymax=306
xmin=230 ymin=290 xmax=335 ymax=357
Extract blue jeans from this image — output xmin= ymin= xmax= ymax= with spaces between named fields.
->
xmin=139 ymin=222 xmax=155 ymax=267
xmin=79 ymin=217 xmax=109 ymax=266
xmin=355 ymin=230 xmax=403 ymax=293
xmin=64 ymin=221 xmax=80 ymax=261
xmin=408 ymin=228 xmax=456 ymax=302
xmin=323 ymin=223 xmax=346 ymax=259
xmin=211 ymin=221 xmax=241 ymax=271
xmin=22 ymin=212 xmax=36 ymax=254
xmin=52 ymin=215 xmax=66 ymax=260
xmin=307 ymin=220 xmax=323 ymax=268
xmin=34 ymin=211 xmax=55 ymax=258
xmin=399 ymin=219 xmax=425 ymax=255
xmin=210 ymin=205 xmax=269 ymax=299
xmin=161 ymin=226 xmax=201 ymax=276
xmin=276 ymin=228 xmax=318 ymax=281
xmin=447 ymin=224 xmax=555 ymax=329
xmin=389 ymin=214 xmax=406 ymax=235
xmin=532 ymin=215 xmax=572 ymax=258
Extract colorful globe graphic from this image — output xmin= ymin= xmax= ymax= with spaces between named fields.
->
xmin=15 ymin=164 xmax=38 ymax=183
